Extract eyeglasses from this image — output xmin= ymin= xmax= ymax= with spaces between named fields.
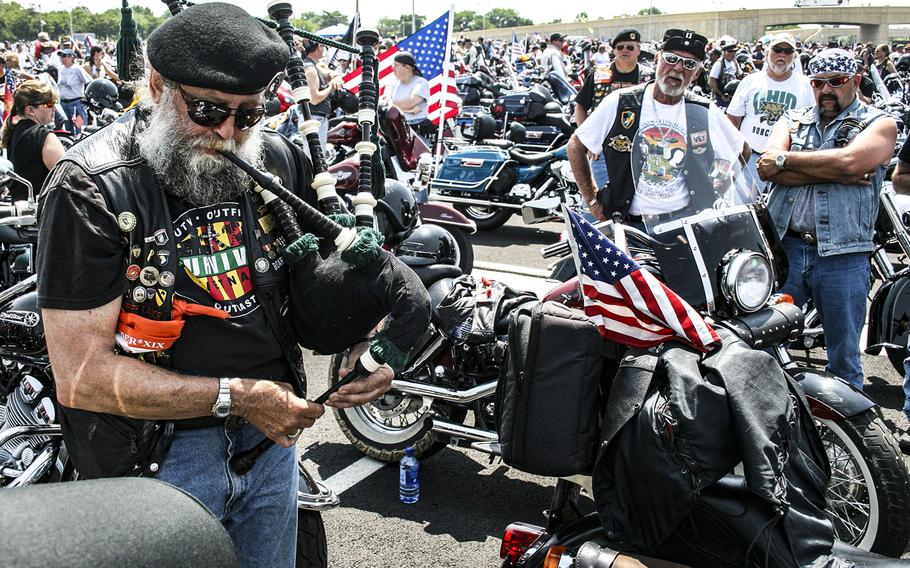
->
xmin=615 ymin=44 xmax=638 ymax=52
xmin=176 ymin=87 xmax=265 ymax=131
xmin=810 ymin=75 xmax=852 ymax=89
xmin=39 ymin=100 xmax=56 ymax=109
xmin=660 ymin=51 xmax=700 ymax=71
xmin=772 ymin=46 xmax=795 ymax=55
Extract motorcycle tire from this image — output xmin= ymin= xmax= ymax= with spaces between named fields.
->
xmin=816 ymin=411 xmax=910 ymax=556
xmin=329 ymin=352 xmax=466 ymax=462
xmin=296 ymin=509 xmax=328 ymax=568
xmin=445 ymin=226 xmax=474 ymax=274
xmin=885 ymin=346 xmax=907 ymax=376
xmin=455 ymin=204 xmax=512 ymax=231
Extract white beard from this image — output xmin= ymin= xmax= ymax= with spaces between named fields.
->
xmin=768 ymin=59 xmax=791 ymax=75
xmin=136 ymin=88 xmax=264 ymax=207
xmin=656 ymin=73 xmax=688 ymax=97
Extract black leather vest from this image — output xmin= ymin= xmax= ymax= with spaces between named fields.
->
xmin=600 ymin=83 xmax=717 ymax=219
xmin=57 ymin=107 xmax=312 ymax=386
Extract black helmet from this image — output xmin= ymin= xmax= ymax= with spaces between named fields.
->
xmin=723 ymin=79 xmax=740 ymax=97
xmin=897 ymin=53 xmax=910 ymax=73
xmin=375 ymin=179 xmax=418 ymax=244
xmin=330 ymin=88 xmax=358 ymax=115
xmin=396 ymin=223 xmax=457 ymax=266
xmin=507 ymin=121 xmax=526 ymax=144
xmin=472 ymin=112 xmax=497 ymax=142
xmin=735 ymin=52 xmax=750 ymax=65
xmin=84 ymin=78 xmax=121 ymax=112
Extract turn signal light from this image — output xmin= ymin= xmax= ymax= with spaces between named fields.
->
xmin=771 ymin=293 xmax=795 ymax=305
xmin=501 ymin=522 xmax=546 ymax=563
xmin=543 ymin=546 xmax=569 ymax=568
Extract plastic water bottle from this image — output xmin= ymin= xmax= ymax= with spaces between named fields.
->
xmin=399 ymin=446 xmax=419 ymax=504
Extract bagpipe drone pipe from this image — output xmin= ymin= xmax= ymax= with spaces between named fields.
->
xmin=159 ymin=1 xmax=430 ymax=472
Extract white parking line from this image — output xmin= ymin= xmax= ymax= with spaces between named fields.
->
xmin=322 ymin=456 xmax=387 ymax=495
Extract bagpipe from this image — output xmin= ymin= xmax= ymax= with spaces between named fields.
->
xmin=159 ymin=0 xmax=431 ymax=472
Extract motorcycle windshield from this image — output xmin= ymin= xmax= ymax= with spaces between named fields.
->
xmin=629 ymin=98 xmax=760 ymax=234
xmin=629 ymin=97 xmax=773 ymax=313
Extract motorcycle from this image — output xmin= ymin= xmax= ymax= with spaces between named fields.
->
xmin=329 ymin=108 xmax=910 ymax=559
xmin=0 ymin=163 xmax=335 ymax=568
xmin=426 ymin=113 xmax=583 ymax=231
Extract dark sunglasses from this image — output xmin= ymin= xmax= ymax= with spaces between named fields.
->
xmin=772 ymin=46 xmax=795 ymax=55
xmin=38 ymin=100 xmax=56 ymax=109
xmin=660 ymin=51 xmax=700 ymax=71
xmin=615 ymin=44 xmax=638 ymax=51
xmin=810 ymin=75 xmax=852 ymax=89
xmin=177 ymin=87 xmax=265 ymax=131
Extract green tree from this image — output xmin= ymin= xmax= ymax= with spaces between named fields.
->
xmin=483 ymin=8 xmax=532 ymax=29
xmin=637 ymin=7 xmax=662 ymax=15
xmin=377 ymin=14 xmax=425 ymax=38
xmin=455 ymin=10 xmax=481 ymax=32
xmin=576 ymin=12 xmax=589 ymax=22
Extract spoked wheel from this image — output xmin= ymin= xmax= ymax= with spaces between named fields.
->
xmin=295 ymin=509 xmax=327 ymax=568
xmin=816 ymin=412 xmax=910 ymax=556
xmin=329 ymin=352 xmax=466 ymax=462
xmin=455 ymin=204 xmax=512 ymax=231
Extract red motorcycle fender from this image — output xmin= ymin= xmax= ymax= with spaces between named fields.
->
xmin=865 ymin=272 xmax=910 ymax=356
xmin=418 ymin=203 xmax=477 ymax=234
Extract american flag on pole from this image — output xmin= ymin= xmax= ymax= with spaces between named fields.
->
xmin=1 ymin=67 xmax=14 ymax=122
xmin=511 ymin=32 xmax=526 ymax=63
xmin=342 ymin=11 xmax=460 ymax=125
xmin=564 ymin=208 xmax=721 ymax=352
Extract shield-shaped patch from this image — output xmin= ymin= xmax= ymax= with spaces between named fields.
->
xmin=621 ymin=110 xmax=635 ymax=129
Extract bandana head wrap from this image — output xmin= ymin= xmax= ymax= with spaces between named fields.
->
xmin=807 ymin=49 xmax=857 ymax=77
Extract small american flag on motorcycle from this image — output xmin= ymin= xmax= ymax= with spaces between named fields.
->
xmin=563 ymin=208 xmax=721 ymax=352
xmin=342 ymin=11 xmax=460 ymax=125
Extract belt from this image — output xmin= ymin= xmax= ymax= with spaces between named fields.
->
xmin=173 ymin=416 xmax=243 ymax=431
xmin=787 ymin=229 xmax=817 ymax=245
xmin=61 ymin=97 xmax=81 ymax=103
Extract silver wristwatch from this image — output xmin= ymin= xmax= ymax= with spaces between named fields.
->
xmin=775 ymin=153 xmax=787 ymax=170
xmin=211 ymin=377 xmax=233 ymax=418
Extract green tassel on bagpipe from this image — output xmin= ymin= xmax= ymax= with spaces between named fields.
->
xmin=283 ymin=233 xmax=320 ymax=264
xmin=369 ymin=330 xmax=408 ymax=372
xmin=329 ymin=213 xmax=356 ymax=228
xmin=340 ymin=227 xmax=384 ymax=267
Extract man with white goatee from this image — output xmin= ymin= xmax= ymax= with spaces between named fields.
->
xmin=726 ymin=34 xmax=814 ymax=187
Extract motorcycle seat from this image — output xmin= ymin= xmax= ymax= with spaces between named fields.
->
xmin=410 ymin=263 xmax=463 ymax=289
xmin=479 ymin=139 xmax=514 ymax=149
xmin=509 ymin=148 xmax=558 ymax=165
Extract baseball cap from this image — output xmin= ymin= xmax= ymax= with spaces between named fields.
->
xmin=768 ymin=33 xmax=796 ymax=49
xmin=550 ymin=33 xmax=565 ymax=42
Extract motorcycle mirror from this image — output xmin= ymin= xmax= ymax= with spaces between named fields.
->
xmin=521 ymin=197 xmax=562 ymax=224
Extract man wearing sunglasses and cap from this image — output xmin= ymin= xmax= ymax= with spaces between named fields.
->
xmin=569 ymin=28 xmax=747 ymax=224
xmin=726 ymin=33 xmax=814 ymax=187
xmin=574 ymin=30 xmax=653 ymax=196
xmin=758 ymin=49 xmax=897 ymax=391
xmin=34 ymin=4 xmax=393 ymax=567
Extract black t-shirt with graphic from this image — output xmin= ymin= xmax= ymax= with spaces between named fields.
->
xmin=37 ymin=162 xmax=288 ymax=380
xmin=575 ymin=64 xmax=641 ymax=114
xmin=900 ymin=136 xmax=910 ymax=165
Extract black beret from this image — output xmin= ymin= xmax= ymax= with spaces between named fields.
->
xmin=661 ymin=29 xmax=707 ymax=61
xmin=612 ymin=29 xmax=640 ymax=47
xmin=147 ymin=2 xmax=289 ymax=95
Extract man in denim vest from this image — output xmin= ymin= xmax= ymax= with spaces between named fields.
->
xmin=758 ymin=49 xmax=897 ymax=389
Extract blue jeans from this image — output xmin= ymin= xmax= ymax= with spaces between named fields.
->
xmin=155 ymin=421 xmax=297 ymax=568
xmin=61 ymin=99 xmax=87 ymax=135
xmin=903 ymin=356 xmax=910 ymax=422
xmin=590 ymin=156 xmax=609 ymax=191
xmin=780 ymin=235 xmax=870 ymax=389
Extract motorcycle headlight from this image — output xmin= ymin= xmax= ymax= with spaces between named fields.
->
xmin=721 ymin=252 xmax=773 ymax=313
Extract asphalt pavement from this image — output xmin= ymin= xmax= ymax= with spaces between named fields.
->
xmin=297 ymin=213 xmax=910 ymax=568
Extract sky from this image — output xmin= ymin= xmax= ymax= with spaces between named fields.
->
xmin=30 ymin=0 xmax=909 ymax=26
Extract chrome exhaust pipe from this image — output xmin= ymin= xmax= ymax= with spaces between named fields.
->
xmin=430 ymin=418 xmax=501 ymax=456
xmin=391 ymin=379 xmax=497 ymax=404
xmin=0 ymin=424 xmax=62 ymax=447
xmin=430 ymin=194 xmax=524 ymax=209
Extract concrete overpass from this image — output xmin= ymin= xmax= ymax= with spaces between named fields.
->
xmin=479 ymin=5 xmax=910 ymax=45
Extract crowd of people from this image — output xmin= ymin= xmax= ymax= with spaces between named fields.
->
xmin=1 ymin=7 xmax=910 ymax=565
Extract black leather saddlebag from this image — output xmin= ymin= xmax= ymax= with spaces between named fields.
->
xmin=496 ymin=301 xmax=618 ymax=476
